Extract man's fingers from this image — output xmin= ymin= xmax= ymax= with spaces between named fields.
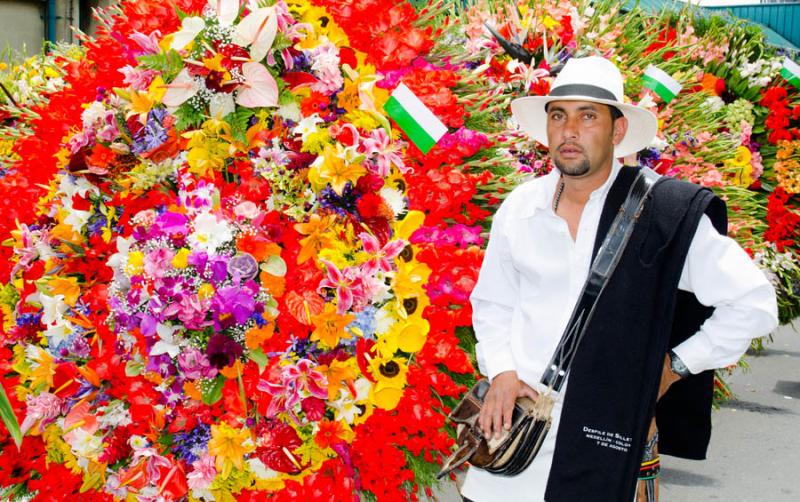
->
xmin=502 ymin=395 xmax=515 ymax=434
xmin=492 ymin=396 xmax=506 ymax=439
xmin=519 ymin=385 xmax=539 ymax=401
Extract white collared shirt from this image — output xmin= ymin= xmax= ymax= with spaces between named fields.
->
xmin=460 ymin=161 xmax=778 ymax=501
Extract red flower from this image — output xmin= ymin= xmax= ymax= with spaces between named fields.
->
xmin=255 ymin=419 xmax=304 ymax=473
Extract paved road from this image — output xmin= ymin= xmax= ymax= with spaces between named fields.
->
xmin=433 ymin=324 xmax=800 ymax=501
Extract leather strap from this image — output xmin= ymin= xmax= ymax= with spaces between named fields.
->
xmin=541 ymin=167 xmax=659 ymax=390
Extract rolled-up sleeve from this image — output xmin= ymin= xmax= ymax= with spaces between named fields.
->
xmin=672 ymin=214 xmax=779 ymax=374
xmin=470 ymin=202 xmax=520 ymax=380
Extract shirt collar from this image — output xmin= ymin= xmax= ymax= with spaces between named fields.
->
xmin=520 ymin=159 xmax=623 ymax=219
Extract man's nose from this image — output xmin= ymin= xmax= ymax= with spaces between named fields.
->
xmin=562 ymin=115 xmax=580 ymax=139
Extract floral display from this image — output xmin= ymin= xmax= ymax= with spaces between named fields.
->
xmin=1 ymin=0 xmax=799 ymax=500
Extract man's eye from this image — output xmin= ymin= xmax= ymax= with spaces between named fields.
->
xmin=583 ymin=113 xmax=596 ymax=120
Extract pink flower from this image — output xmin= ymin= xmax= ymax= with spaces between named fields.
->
xmin=144 ymin=248 xmax=175 ymax=278
xmin=21 ymin=392 xmax=64 ymax=435
xmin=362 ymin=128 xmax=407 ymax=175
xmin=178 ymin=347 xmax=218 ymax=380
xmin=318 ymin=260 xmax=361 ymax=314
xmin=358 ymin=232 xmax=405 ymax=275
xmin=258 ymin=359 xmax=328 ymax=418
xmin=187 ymin=454 xmax=216 ymax=490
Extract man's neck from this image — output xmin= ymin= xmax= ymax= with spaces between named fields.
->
xmin=560 ymin=162 xmax=613 ymax=208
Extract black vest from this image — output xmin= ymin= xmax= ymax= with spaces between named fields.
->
xmin=544 ymin=166 xmax=727 ymax=501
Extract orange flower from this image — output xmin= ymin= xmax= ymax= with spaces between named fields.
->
xmin=321 ymin=358 xmax=358 ymax=401
xmin=310 ymin=303 xmax=354 ymax=349
xmin=294 ymin=214 xmax=336 ymax=264
xmin=245 ymin=323 xmax=274 ymax=350
xmin=314 ymin=419 xmax=353 ymax=449
xmin=236 ymin=233 xmax=281 ymax=261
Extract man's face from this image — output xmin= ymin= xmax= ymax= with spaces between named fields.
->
xmin=545 ymin=100 xmax=628 ymax=178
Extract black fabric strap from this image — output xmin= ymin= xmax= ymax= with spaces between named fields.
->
xmin=548 ymin=83 xmax=618 ymax=102
xmin=541 ymin=167 xmax=659 ymax=390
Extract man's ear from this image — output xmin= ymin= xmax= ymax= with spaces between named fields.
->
xmin=613 ymin=116 xmax=628 ymax=146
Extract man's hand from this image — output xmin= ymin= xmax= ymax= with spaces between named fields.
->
xmin=478 ymin=371 xmax=539 ymax=439
xmin=658 ymin=353 xmax=682 ymax=401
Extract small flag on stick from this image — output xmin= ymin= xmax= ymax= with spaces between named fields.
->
xmin=780 ymin=56 xmax=800 ymax=90
xmin=642 ymin=65 xmax=682 ymax=104
xmin=383 ymin=83 xmax=447 ymax=154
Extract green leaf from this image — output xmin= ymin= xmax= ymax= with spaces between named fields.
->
xmin=0 ymin=384 xmax=22 ymax=449
xmin=59 ymin=239 xmax=86 ymax=257
xmin=201 ymin=375 xmax=225 ymax=405
xmin=227 ymin=108 xmax=256 ymax=144
xmin=248 ymin=348 xmax=269 ymax=372
xmin=174 ymin=104 xmax=206 ymax=132
xmin=260 ymin=255 xmax=287 ymax=277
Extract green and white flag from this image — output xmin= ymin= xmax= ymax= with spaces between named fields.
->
xmin=383 ymin=83 xmax=447 ymax=154
xmin=780 ymin=56 xmax=800 ymax=90
xmin=642 ymin=65 xmax=682 ymax=103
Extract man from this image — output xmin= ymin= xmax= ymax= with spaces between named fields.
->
xmin=459 ymin=56 xmax=777 ymax=501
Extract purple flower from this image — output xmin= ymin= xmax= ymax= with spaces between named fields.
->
xmin=188 ymin=251 xmax=209 ymax=275
xmin=155 ymin=212 xmax=189 ymax=236
xmin=228 ymin=253 xmax=258 ymax=281
xmin=132 ymin=108 xmax=169 ymax=155
xmin=208 ymin=256 xmax=229 ymax=285
xmin=205 ymin=333 xmax=243 ymax=369
xmin=211 ymin=284 xmax=257 ymax=329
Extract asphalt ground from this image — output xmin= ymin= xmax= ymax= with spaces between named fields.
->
xmin=433 ymin=323 xmax=800 ymax=501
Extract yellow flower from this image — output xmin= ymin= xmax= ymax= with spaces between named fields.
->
xmin=731 ymin=146 xmax=752 ymax=167
xmin=343 ymin=109 xmax=380 ymax=131
xmin=310 ymin=303 xmax=355 ymax=349
xmin=208 ymin=423 xmax=255 ymax=479
xmin=308 ymin=143 xmax=366 ymax=195
xmin=394 ymin=210 xmax=425 ymax=240
xmin=390 ymin=315 xmax=430 ymax=353
xmin=198 ymin=283 xmax=216 ymax=300
xmin=391 ymin=260 xmax=431 ymax=300
xmin=184 ymin=119 xmax=233 ymax=176
xmin=368 ymin=357 xmax=408 ymax=410
xmin=126 ymin=251 xmax=144 ymax=275
xmin=542 ymin=16 xmax=560 ymax=30
xmin=172 ymin=248 xmax=191 ymax=268
xmin=301 ymin=129 xmax=332 ymax=155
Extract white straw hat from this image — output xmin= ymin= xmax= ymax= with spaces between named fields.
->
xmin=510 ymin=56 xmax=658 ymax=158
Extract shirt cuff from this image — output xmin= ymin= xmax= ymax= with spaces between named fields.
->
xmin=671 ymin=335 xmax=714 ymax=375
xmin=475 ymin=343 xmax=517 ymax=381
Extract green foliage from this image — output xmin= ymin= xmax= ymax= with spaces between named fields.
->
xmin=0 ymin=384 xmax=22 ymax=449
xmin=405 ymin=447 xmax=445 ymax=496
xmin=174 ymin=104 xmax=207 ymax=132
xmin=226 ymin=108 xmax=256 ymax=144
xmin=137 ymin=50 xmax=185 ymax=81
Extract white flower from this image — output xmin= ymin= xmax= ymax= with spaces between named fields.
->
xmin=97 ymin=401 xmax=133 ymax=428
xmin=150 ymin=323 xmax=183 ymax=358
xmin=329 ymin=387 xmax=363 ymax=424
xmin=44 ymin=324 xmax=72 ymax=347
xmin=247 ymin=458 xmax=281 ymax=480
xmin=40 ymin=293 xmax=68 ymax=326
xmin=188 ymin=211 xmax=233 ymax=254
xmin=81 ymin=101 xmax=107 ymax=129
xmin=292 ymin=114 xmax=324 ymax=141
xmin=69 ymin=428 xmax=104 ymax=458
xmin=63 ymin=208 xmax=92 ymax=231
